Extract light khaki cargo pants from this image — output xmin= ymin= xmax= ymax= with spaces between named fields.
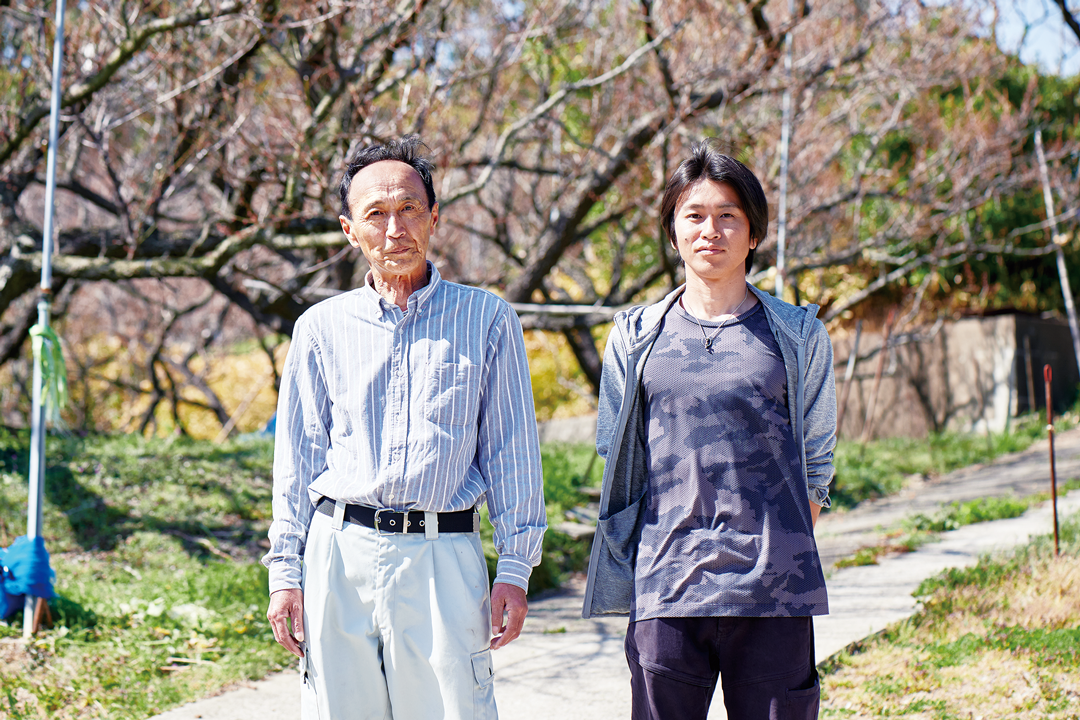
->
xmin=300 ymin=504 xmax=497 ymax=720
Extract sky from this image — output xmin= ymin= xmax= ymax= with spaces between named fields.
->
xmin=996 ymin=0 xmax=1080 ymax=76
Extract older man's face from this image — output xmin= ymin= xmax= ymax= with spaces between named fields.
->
xmin=339 ymin=160 xmax=437 ymax=287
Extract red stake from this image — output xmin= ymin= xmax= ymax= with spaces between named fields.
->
xmin=1045 ymin=365 xmax=1060 ymax=558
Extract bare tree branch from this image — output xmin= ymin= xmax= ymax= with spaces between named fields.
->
xmin=0 ymin=0 xmax=245 ymax=166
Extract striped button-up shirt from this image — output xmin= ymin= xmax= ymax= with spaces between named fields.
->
xmin=264 ymin=263 xmax=546 ymax=593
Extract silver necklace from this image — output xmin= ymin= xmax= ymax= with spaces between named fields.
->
xmin=689 ymin=285 xmax=749 ymax=351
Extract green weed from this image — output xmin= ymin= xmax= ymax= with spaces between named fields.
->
xmin=539 ymin=441 xmax=604 ymax=514
xmin=986 ymin=626 xmax=1080 ymax=666
xmin=0 ymin=540 xmax=291 ymax=720
xmin=0 ymin=430 xmax=288 ymax=719
xmin=830 ymin=409 xmax=1075 ymax=509
xmin=915 ymin=513 xmax=1080 ymax=601
xmin=924 ymin=632 xmax=986 ymax=668
xmin=904 ymin=494 xmax=1031 ymax=533
xmin=833 ymin=476 xmax=1080 ymax=569
xmin=822 ymin=513 xmax=1080 ymax=718
xmin=834 ymin=546 xmax=887 ymax=569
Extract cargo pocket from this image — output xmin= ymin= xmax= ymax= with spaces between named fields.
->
xmin=784 ymin=670 xmax=820 ymax=720
xmin=471 ymin=648 xmax=497 ymax=720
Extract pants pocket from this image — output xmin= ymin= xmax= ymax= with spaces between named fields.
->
xmin=472 ymin=648 xmax=495 ymax=689
xmin=471 ymin=648 xmax=497 ymax=719
xmin=785 ymin=670 xmax=820 ymax=720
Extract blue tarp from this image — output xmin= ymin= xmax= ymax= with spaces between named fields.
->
xmin=0 ymin=536 xmax=55 ymax=619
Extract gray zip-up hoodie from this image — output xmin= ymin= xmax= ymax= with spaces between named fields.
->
xmin=582 ymin=283 xmax=837 ymax=618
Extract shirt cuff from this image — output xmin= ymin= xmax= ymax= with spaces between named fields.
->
xmin=494 ymin=555 xmax=533 ymax=593
xmin=266 ymin=557 xmax=303 ymax=594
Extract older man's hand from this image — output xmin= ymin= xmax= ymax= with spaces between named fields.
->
xmin=489 ymin=582 xmax=528 ymax=649
xmin=267 ymin=588 xmax=306 ymax=657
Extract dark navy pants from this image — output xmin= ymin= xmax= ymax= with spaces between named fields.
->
xmin=625 ymin=616 xmax=819 ymax=720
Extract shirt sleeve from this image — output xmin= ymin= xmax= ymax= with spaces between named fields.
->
xmin=803 ymin=318 xmax=837 ymax=508
xmin=476 ymin=305 xmax=547 ymax=592
xmin=263 ymin=316 xmax=332 ymax=593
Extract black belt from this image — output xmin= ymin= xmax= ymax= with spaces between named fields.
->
xmin=315 ymin=497 xmax=479 ymax=534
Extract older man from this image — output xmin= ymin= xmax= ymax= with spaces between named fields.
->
xmin=265 ymin=135 xmax=546 ymax=720
xmin=584 ymin=140 xmax=836 ymax=719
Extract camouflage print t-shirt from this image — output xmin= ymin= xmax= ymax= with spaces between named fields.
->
xmin=632 ymin=299 xmax=829 ymax=620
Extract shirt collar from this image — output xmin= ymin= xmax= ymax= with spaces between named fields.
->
xmin=362 ymin=261 xmax=442 ymax=316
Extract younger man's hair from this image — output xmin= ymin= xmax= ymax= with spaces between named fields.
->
xmin=659 ymin=140 xmax=768 ymax=274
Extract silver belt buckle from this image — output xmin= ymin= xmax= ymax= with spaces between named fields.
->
xmin=373 ymin=508 xmax=398 ymax=535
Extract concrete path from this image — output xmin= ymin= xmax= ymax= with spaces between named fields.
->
xmin=149 ymin=429 xmax=1080 ymax=720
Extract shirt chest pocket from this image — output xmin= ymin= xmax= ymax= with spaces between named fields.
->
xmin=426 ymin=362 xmax=481 ymax=426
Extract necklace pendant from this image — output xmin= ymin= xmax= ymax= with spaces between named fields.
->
xmin=703 ymin=337 xmax=713 ymax=350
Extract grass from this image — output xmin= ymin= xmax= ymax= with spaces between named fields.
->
xmin=904 ymin=494 xmax=1036 ymax=533
xmin=829 ymin=409 xmax=1077 ymax=570
xmin=0 ymin=429 xmax=604 ymax=719
xmin=820 ymin=514 xmax=1080 ymax=719
xmin=830 ymin=409 xmax=1075 ymax=509
xmin=833 ymin=479 xmax=1080 ymax=569
xmin=0 ymin=428 xmax=288 ymax=720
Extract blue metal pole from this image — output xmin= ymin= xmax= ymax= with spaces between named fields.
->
xmin=25 ymin=0 xmax=66 ymax=638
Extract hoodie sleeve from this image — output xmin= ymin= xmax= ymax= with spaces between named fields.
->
xmin=595 ymin=320 xmax=629 ymax=460
xmin=802 ymin=317 xmax=837 ymax=507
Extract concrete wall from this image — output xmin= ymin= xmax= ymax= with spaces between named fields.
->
xmin=834 ymin=314 xmax=1078 ymax=440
